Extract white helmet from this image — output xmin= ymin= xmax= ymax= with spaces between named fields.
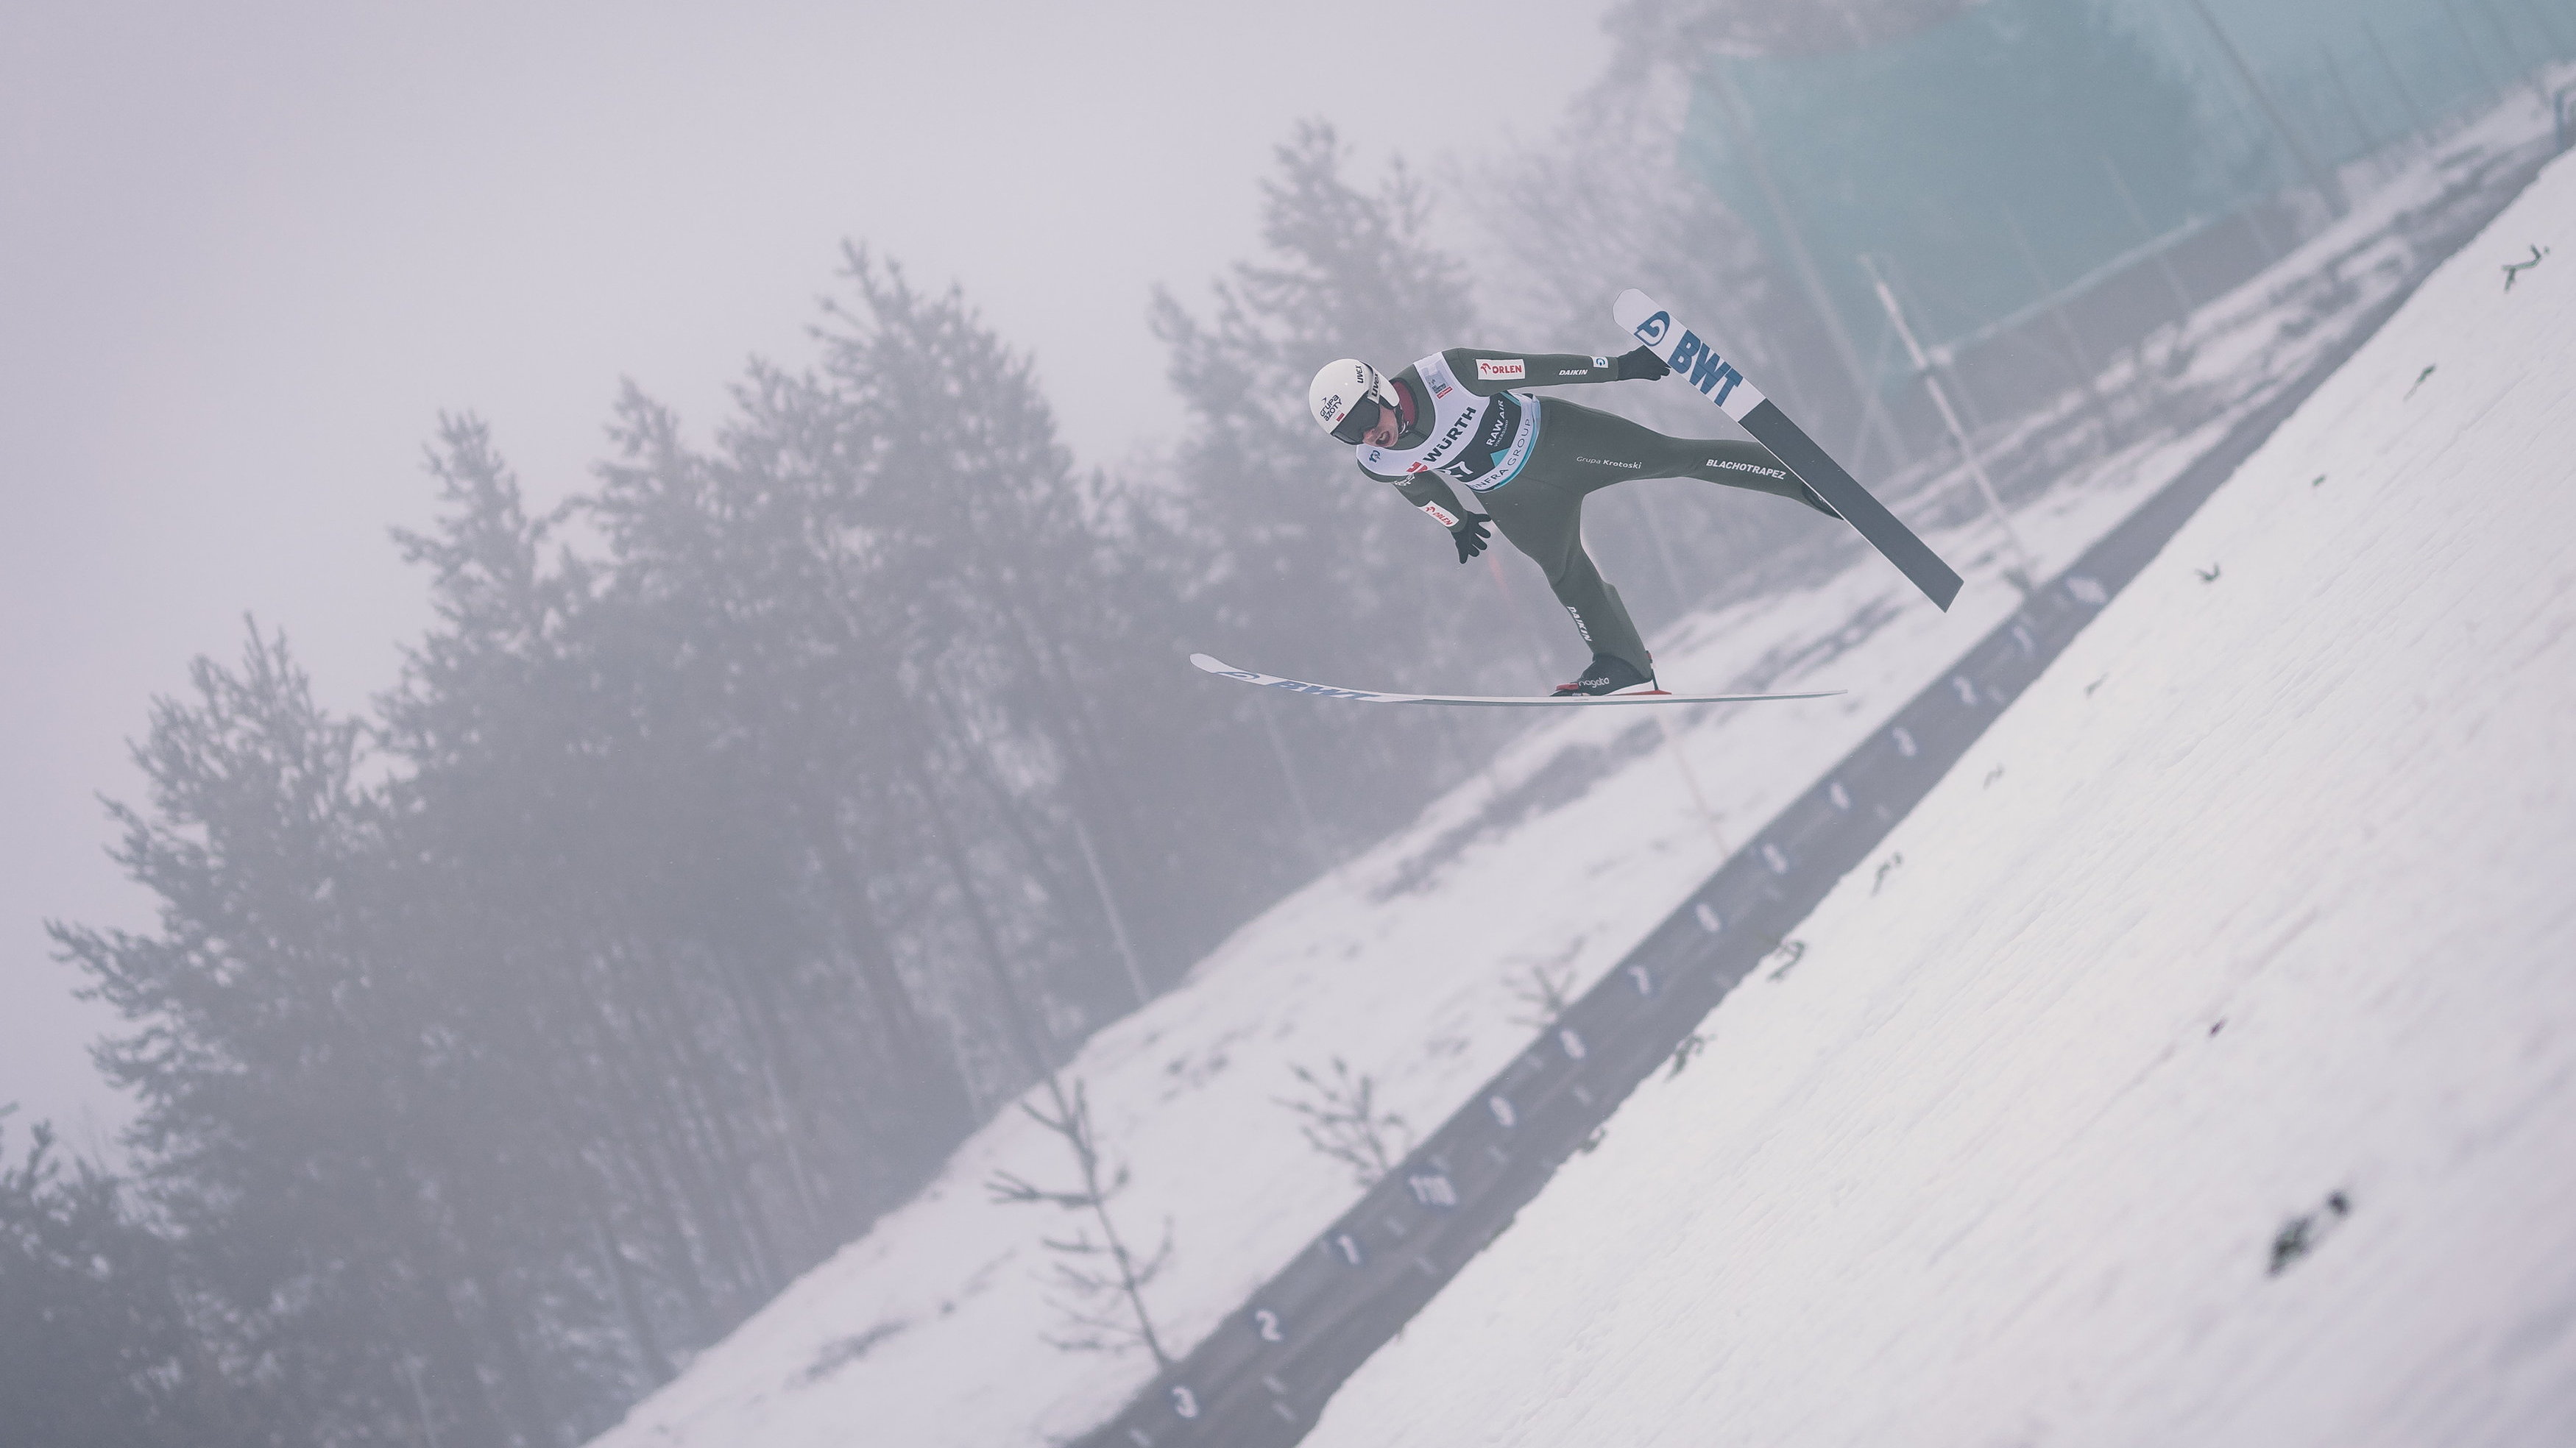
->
xmin=1308 ymin=358 xmax=1398 ymax=443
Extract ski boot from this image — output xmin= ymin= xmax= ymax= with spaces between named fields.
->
xmin=1551 ymin=653 xmax=1662 ymax=697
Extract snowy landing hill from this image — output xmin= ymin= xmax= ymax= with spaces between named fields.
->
xmin=586 ymin=104 xmax=2568 ymax=1448
xmin=1306 ymin=149 xmax=2576 ymax=1447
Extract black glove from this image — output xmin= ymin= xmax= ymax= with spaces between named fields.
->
xmin=1450 ymin=511 xmax=1493 ymax=564
xmin=1614 ymin=345 xmax=1671 ymax=381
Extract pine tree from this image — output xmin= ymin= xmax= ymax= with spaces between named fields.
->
xmin=0 ymin=1117 xmax=261 ymax=1448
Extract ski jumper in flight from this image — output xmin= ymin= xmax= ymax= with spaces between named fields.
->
xmin=1306 ymin=346 xmax=1834 ymax=695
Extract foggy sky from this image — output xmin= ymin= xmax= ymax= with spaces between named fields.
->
xmin=0 ymin=0 xmax=1614 ymax=1147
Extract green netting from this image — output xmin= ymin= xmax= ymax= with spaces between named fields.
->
xmin=1680 ymin=0 xmax=2566 ymax=352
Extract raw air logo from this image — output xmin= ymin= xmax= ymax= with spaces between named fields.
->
xmin=1632 ymin=310 xmax=1670 ymax=345
xmin=1476 ymin=358 xmax=1526 ymax=381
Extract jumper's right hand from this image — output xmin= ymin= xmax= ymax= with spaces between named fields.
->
xmin=1450 ymin=511 xmax=1493 ymax=564
xmin=1614 ymin=345 xmax=1671 ymax=381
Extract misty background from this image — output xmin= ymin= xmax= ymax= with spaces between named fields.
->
xmin=1 ymin=0 xmax=1616 ymax=1143
xmin=7 ymin=0 xmax=2564 ymax=1444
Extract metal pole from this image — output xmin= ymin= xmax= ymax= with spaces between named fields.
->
xmin=2321 ymin=45 xmax=2382 ymax=165
xmin=2185 ymin=0 xmax=2349 ymax=216
xmin=2514 ymin=0 xmax=2575 ymax=60
xmin=2101 ymin=152 xmax=2196 ymax=319
xmin=1859 ymin=254 xmax=2036 ymax=584
xmin=2363 ymin=19 xmax=2435 ymax=144
xmin=2000 ymin=205 xmax=2119 ymax=446
xmin=1844 ymin=316 xmax=1902 ymax=479
xmin=1708 ymin=67 xmax=1911 ymax=470
xmin=1070 ymin=815 xmax=1150 ymax=1009
xmin=1890 ymin=265 xmax=1992 ymax=436
xmin=403 ymin=1356 xmax=445 ymax=1448
xmin=2469 ymin=0 xmax=2549 ymax=103
xmin=2437 ymin=0 xmax=2505 ymax=104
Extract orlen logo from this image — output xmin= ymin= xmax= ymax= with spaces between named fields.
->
xmin=1476 ymin=358 xmax=1526 ymax=381
xmin=1633 ymin=310 xmax=1671 ymax=345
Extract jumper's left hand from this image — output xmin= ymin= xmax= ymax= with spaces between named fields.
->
xmin=1614 ymin=345 xmax=1670 ymax=381
xmin=1450 ymin=511 xmax=1493 ymax=564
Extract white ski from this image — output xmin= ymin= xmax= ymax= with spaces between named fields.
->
xmin=1614 ymin=288 xmax=1963 ymax=611
xmin=1190 ymin=653 xmax=1842 ymax=709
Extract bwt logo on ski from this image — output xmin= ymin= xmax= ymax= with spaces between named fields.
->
xmin=1633 ymin=310 xmax=1670 ymax=344
xmin=1669 ymin=330 xmax=1745 ymax=405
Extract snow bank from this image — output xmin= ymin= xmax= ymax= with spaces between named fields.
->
xmin=1307 ymin=151 xmax=2576 ymax=1448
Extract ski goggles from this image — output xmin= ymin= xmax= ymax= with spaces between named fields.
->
xmin=1329 ymin=393 xmax=1386 ymax=445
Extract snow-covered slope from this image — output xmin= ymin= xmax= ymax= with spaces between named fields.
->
xmin=586 ymin=102 xmax=2564 ymax=1448
xmin=591 ymin=133 xmax=2549 ymax=1448
xmin=1306 ymin=151 xmax=2576 ymax=1448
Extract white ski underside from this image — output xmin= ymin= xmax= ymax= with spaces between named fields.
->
xmin=1190 ymin=654 xmax=1842 ymax=708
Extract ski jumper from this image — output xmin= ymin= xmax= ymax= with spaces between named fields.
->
xmin=1353 ymin=348 xmax=1830 ymax=675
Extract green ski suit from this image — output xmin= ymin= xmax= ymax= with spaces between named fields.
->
xmin=1352 ymin=347 xmax=1830 ymax=678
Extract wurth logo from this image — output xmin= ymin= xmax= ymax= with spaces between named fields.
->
xmin=1421 ymin=405 xmax=1482 ymax=463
